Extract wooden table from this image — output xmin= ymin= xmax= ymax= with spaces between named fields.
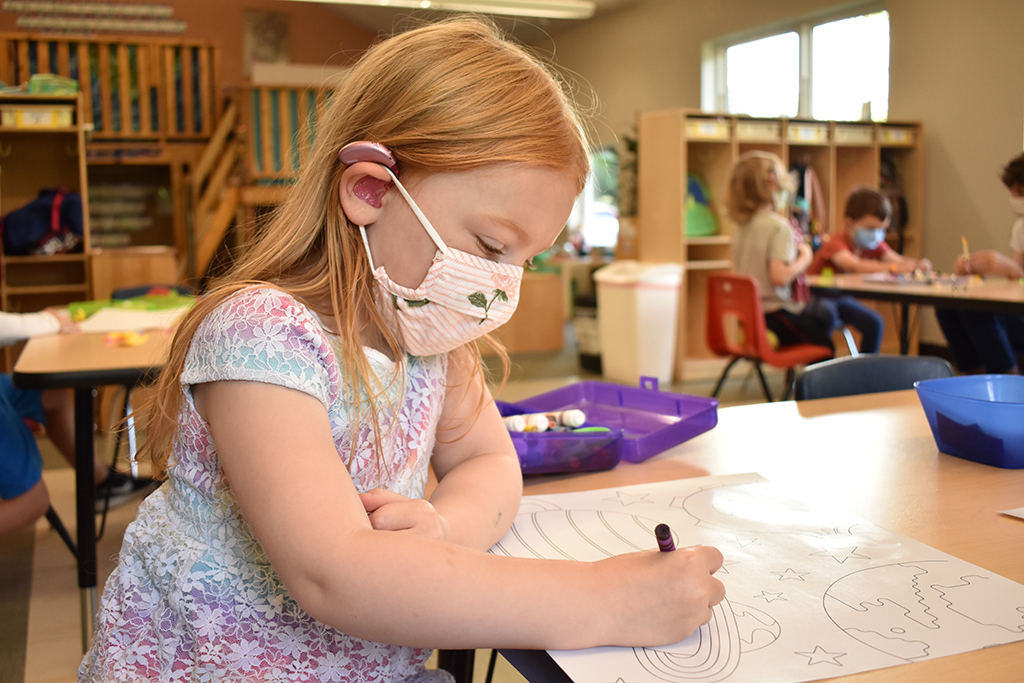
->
xmin=808 ymin=273 xmax=1024 ymax=354
xmin=503 ymin=390 xmax=1023 ymax=682
xmin=12 ymin=330 xmax=171 ymax=652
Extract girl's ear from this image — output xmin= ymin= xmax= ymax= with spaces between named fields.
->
xmin=338 ymin=161 xmax=393 ymax=226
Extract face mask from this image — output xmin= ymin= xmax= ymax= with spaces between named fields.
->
xmin=772 ymin=189 xmax=790 ymax=212
xmin=359 ymin=166 xmax=523 ymax=356
xmin=1009 ymin=195 xmax=1024 ymax=216
xmin=853 ymin=227 xmax=886 ymax=251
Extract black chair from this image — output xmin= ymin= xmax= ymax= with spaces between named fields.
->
xmin=45 ymin=505 xmax=77 ymax=558
xmin=794 ymin=354 xmax=954 ymax=401
xmin=107 ymin=284 xmax=194 ymax=473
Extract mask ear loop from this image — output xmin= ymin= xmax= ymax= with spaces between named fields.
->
xmin=380 ymin=167 xmax=448 ymax=261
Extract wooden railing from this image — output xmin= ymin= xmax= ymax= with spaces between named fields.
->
xmin=187 ymin=100 xmax=241 ymax=280
xmin=239 ymin=84 xmax=332 ymax=184
xmin=0 ymin=33 xmax=221 ymax=142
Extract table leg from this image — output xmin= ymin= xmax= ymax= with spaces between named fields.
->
xmin=900 ymin=304 xmax=910 ymax=355
xmin=73 ymin=386 xmax=98 ymax=653
xmin=437 ymin=649 xmax=475 ymax=683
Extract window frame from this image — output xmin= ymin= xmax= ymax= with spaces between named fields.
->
xmin=701 ymin=0 xmax=887 ymax=119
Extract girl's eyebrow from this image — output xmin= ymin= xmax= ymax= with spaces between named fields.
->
xmin=481 ymin=213 xmax=529 ymax=243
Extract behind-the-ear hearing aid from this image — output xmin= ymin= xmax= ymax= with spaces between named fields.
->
xmin=340 ymin=140 xmax=447 ymax=260
xmin=338 ymin=141 xmax=397 ymax=170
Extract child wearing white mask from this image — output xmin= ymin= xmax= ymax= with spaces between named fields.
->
xmin=935 ymin=152 xmax=1024 ymax=374
xmin=729 ymin=151 xmax=836 ymax=352
xmin=80 ymin=19 xmax=725 ymax=682
xmin=807 ymin=187 xmax=932 ymax=353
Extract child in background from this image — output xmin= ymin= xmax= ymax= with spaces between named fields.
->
xmin=935 ymin=152 xmax=1024 ymax=374
xmin=728 ymin=151 xmax=835 ymax=352
xmin=80 ymin=20 xmax=724 ymax=682
xmin=807 ymin=187 xmax=932 ymax=354
xmin=1 ymin=310 xmax=150 ymax=538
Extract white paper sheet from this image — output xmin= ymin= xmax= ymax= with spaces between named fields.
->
xmin=490 ymin=473 xmax=1024 ymax=683
xmin=1000 ymin=507 xmax=1024 ymax=521
xmin=77 ymin=306 xmax=190 ymax=333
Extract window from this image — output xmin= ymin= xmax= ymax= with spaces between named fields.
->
xmin=703 ymin=2 xmax=889 ymax=121
xmin=567 ymin=146 xmax=620 ymax=254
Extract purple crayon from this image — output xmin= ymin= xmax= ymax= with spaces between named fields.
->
xmin=655 ymin=523 xmax=675 ymax=552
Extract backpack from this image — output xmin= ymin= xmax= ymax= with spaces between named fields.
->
xmin=1 ymin=188 xmax=84 ymax=256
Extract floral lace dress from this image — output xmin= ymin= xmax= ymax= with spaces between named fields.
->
xmin=80 ymin=288 xmax=454 ymax=682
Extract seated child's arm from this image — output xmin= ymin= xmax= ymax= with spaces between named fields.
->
xmin=880 ymin=250 xmax=931 ymax=273
xmin=420 ymin=351 xmax=522 ymax=550
xmin=957 ymin=249 xmax=1024 ymax=278
xmin=769 ymin=242 xmax=813 ymax=286
xmin=833 ymin=248 xmax=915 ymax=274
xmin=361 ymin=350 xmax=523 ymax=552
xmin=195 ymin=379 xmax=726 ymax=650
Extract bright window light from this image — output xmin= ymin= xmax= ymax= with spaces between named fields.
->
xmin=726 ymin=32 xmax=799 ymax=118
xmin=811 ymin=11 xmax=889 ymax=121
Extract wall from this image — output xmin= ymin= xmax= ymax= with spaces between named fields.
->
xmin=888 ymin=0 xmax=1024 ymax=342
xmin=548 ymin=0 xmax=1024 ymax=344
xmin=0 ymin=0 xmax=376 ymax=88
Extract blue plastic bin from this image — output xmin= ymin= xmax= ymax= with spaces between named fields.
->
xmin=914 ymin=374 xmax=1024 ymax=469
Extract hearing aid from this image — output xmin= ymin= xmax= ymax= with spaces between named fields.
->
xmin=338 ymin=141 xmax=397 ymax=170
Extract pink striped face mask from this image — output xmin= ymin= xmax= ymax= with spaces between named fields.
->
xmin=359 ymin=167 xmax=523 ymax=356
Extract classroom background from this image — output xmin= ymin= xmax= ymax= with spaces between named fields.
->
xmin=1 ymin=0 xmax=1023 ymax=681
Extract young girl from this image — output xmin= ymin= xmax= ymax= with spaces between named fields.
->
xmin=728 ymin=151 xmax=835 ymax=352
xmin=807 ymin=187 xmax=932 ymax=354
xmin=80 ymin=19 xmax=724 ymax=681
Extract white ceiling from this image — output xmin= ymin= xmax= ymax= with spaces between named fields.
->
xmin=324 ymin=0 xmax=638 ymax=45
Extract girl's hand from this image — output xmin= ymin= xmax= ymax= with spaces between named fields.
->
xmin=598 ymin=544 xmax=726 ymax=647
xmin=360 ymin=488 xmax=452 ymax=542
xmin=43 ymin=306 xmax=79 ymax=334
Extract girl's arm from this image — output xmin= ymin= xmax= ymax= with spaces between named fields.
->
xmin=360 ymin=351 xmax=521 ymax=551
xmin=196 ymin=379 xmax=725 ymax=651
xmin=0 ymin=310 xmax=60 ymax=346
xmin=769 ymin=242 xmax=812 ymax=286
xmin=423 ymin=352 xmax=522 ymax=549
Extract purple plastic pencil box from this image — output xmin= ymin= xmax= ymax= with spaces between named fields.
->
xmin=497 ymin=377 xmax=719 ymax=475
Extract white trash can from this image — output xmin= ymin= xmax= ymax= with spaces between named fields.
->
xmin=593 ymin=260 xmax=683 ymax=386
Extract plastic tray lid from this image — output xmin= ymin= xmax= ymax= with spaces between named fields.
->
xmin=514 ymin=377 xmax=718 ymax=463
xmin=593 ymin=260 xmax=683 ymax=287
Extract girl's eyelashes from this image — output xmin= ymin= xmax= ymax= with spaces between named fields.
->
xmin=474 ymin=235 xmax=533 ymax=269
xmin=476 ymin=236 xmax=505 ymax=259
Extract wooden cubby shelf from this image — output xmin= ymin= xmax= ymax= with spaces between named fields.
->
xmin=0 ymin=93 xmax=91 ymax=371
xmin=637 ymin=109 xmax=924 ymax=380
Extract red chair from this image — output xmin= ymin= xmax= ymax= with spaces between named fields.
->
xmin=706 ymin=273 xmax=832 ymax=401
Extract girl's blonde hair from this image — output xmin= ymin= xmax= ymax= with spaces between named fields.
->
xmin=726 ymin=151 xmax=791 ymax=225
xmin=141 ymin=18 xmax=591 ymax=478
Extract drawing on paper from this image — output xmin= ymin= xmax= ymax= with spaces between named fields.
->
xmin=489 ymin=473 xmax=1024 ymax=683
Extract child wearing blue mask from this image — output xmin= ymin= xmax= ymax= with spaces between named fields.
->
xmin=80 ymin=19 xmax=725 ymax=682
xmin=808 ymin=187 xmax=931 ymax=353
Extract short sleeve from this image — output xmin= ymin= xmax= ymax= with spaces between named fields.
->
xmin=767 ymin=218 xmax=796 ymax=264
xmin=181 ymin=288 xmax=337 ymax=410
